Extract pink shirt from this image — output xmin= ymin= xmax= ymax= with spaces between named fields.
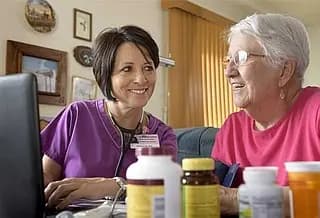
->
xmin=212 ymin=87 xmax=320 ymax=186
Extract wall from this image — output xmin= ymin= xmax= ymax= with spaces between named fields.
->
xmin=0 ymin=0 xmax=166 ymax=120
xmin=306 ymin=25 xmax=320 ymax=86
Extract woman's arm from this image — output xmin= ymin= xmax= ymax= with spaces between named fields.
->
xmin=44 ymin=177 xmax=120 ymax=209
xmin=220 ymin=185 xmax=239 ymax=215
xmin=42 ymin=155 xmax=62 ymax=186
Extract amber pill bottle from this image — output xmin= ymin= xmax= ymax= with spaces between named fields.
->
xmin=182 ymin=158 xmax=220 ymax=218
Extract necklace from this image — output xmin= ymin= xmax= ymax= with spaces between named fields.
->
xmin=106 ymin=102 xmax=145 ymax=150
xmin=105 ymin=104 xmax=144 ymax=129
xmin=105 ymin=102 xmax=144 ymax=131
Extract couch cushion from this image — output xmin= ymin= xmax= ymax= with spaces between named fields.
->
xmin=175 ymin=127 xmax=219 ymax=164
xmin=175 ymin=127 xmax=233 ymax=186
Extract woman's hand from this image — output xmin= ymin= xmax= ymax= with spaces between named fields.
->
xmin=219 ymin=185 xmax=239 ymax=215
xmin=45 ymin=177 xmax=119 ymax=209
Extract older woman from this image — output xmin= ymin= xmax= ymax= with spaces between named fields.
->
xmin=42 ymin=25 xmax=177 ymax=209
xmin=211 ymin=13 xmax=320 ymax=215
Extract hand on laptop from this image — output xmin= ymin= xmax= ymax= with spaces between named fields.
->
xmin=45 ymin=177 xmax=119 ymax=209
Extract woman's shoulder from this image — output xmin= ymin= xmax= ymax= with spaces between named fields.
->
xmin=294 ymin=86 xmax=320 ymax=109
xmin=302 ymin=86 xmax=320 ymax=100
xmin=49 ymin=99 xmax=104 ymax=125
xmin=66 ymin=99 xmax=103 ymax=111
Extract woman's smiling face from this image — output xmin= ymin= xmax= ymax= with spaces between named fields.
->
xmin=225 ymin=34 xmax=282 ymax=110
xmin=111 ymin=42 xmax=156 ymax=109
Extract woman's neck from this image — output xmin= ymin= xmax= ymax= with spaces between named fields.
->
xmin=248 ymin=86 xmax=302 ymax=131
xmin=106 ymin=101 xmax=143 ymax=130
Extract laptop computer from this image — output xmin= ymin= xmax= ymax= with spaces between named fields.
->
xmin=0 ymin=73 xmax=45 ymax=218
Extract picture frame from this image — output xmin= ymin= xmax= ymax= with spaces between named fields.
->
xmin=71 ymin=76 xmax=97 ymax=102
xmin=73 ymin=8 xmax=92 ymax=42
xmin=6 ymin=40 xmax=67 ymax=105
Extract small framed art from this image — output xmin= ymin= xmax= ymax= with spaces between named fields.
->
xmin=73 ymin=8 xmax=92 ymax=42
xmin=71 ymin=76 xmax=97 ymax=102
xmin=6 ymin=40 xmax=67 ymax=105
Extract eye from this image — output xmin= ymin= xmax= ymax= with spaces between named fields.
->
xmin=144 ymin=65 xmax=154 ymax=72
xmin=121 ymin=66 xmax=132 ymax=72
xmin=223 ymin=56 xmax=231 ymax=65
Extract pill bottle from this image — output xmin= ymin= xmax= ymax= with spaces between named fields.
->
xmin=182 ymin=158 xmax=220 ymax=218
xmin=126 ymin=147 xmax=183 ymax=218
xmin=239 ymin=167 xmax=283 ymax=218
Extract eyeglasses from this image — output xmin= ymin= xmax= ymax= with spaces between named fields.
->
xmin=223 ymin=50 xmax=265 ymax=67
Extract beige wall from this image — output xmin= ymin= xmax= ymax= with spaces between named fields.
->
xmin=1 ymin=0 xmax=318 ymax=122
xmin=306 ymin=25 xmax=320 ymax=86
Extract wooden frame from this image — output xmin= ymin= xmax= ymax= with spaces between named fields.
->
xmin=73 ymin=8 xmax=92 ymax=42
xmin=6 ymin=40 xmax=67 ymax=105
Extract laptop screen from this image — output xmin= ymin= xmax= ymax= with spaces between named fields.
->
xmin=0 ymin=73 xmax=45 ymax=218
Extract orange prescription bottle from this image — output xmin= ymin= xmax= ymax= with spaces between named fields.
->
xmin=285 ymin=161 xmax=320 ymax=218
xmin=182 ymin=158 xmax=220 ymax=218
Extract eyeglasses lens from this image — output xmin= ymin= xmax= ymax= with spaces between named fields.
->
xmin=236 ymin=50 xmax=248 ymax=65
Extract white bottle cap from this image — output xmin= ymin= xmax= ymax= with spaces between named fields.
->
xmin=243 ymin=166 xmax=278 ymax=184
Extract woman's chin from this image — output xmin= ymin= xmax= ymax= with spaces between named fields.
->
xmin=234 ymin=100 xmax=249 ymax=109
xmin=128 ymin=101 xmax=148 ymax=108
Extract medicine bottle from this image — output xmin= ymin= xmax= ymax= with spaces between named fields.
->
xmin=239 ymin=167 xmax=283 ymax=218
xmin=182 ymin=158 xmax=220 ymax=218
xmin=126 ymin=147 xmax=183 ymax=218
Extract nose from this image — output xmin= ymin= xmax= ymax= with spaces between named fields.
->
xmin=224 ymin=62 xmax=238 ymax=78
xmin=133 ymin=69 xmax=147 ymax=83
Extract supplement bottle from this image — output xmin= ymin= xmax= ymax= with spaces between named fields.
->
xmin=239 ymin=167 xmax=283 ymax=218
xmin=182 ymin=158 xmax=220 ymax=218
xmin=126 ymin=147 xmax=183 ymax=218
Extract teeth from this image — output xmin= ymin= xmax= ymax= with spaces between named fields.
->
xmin=232 ymin=83 xmax=244 ymax=88
xmin=130 ymin=89 xmax=147 ymax=94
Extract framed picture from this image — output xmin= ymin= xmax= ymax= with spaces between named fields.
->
xmin=25 ymin=0 xmax=56 ymax=33
xmin=6 ymin=40 xmax=67 ymax=105
xmin=71 ymin=76 xmax=97 ymax=102
xmin=73 ymin=8 xmax=92 ymax=42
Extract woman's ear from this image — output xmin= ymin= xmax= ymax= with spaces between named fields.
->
xmin=278 ymin=60 xmax=296 ymax=87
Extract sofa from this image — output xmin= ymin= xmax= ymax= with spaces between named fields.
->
xmin=175 ymin=127 xmax=236 ymax=187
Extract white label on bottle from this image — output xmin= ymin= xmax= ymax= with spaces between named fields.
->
xmin=152 ymin=195 xmax=165 ymax=218
xmin=250 ymin=195 xmax=283 ymax=218
xmin=239 ymin=193 xmax=252 ymax=218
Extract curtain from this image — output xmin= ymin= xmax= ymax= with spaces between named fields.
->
xmin=166 ymin=4 xmax=237 ymax=128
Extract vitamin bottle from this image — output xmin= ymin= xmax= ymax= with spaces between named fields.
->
xmin=126 ymin=147 xmax=183 ymax=218
xmin=182 ymin=158 xmax=220 ymax=218
xmin=239 ymin=167 xmax=283 ymax=218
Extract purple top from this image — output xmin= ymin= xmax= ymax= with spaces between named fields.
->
xmin=41 ymin=99 xmax=177 ymax=179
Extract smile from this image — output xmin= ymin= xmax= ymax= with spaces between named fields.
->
xmin=231 ymin=83 xmax=245 ymax=90
xmin=129 ymin=88 xmax=148 ymax=94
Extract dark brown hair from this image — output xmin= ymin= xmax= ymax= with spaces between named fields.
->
xmin=92 ymin=25 xmax=159 ymax=101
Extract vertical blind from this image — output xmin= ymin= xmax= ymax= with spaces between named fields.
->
xmin=166 ymin=4 xmax=237 ymax=128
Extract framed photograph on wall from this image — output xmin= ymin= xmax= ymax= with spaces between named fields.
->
xmin=73 ymin=8 xmax=92 ymax=42
xmin=71 ymin=76 xmax=97 ymax=102
xmin=6 ymin=40 xmax=67 ymax=105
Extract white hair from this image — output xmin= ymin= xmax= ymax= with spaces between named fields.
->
xmin=228 ymin=13 xmax=310 ymax=82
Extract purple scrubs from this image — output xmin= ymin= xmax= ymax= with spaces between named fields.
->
xmin=41 ymin=99 xmax=177 ymax=178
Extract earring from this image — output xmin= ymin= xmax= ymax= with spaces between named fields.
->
xmin=280 ymin=89 xmax=285 ymax=100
